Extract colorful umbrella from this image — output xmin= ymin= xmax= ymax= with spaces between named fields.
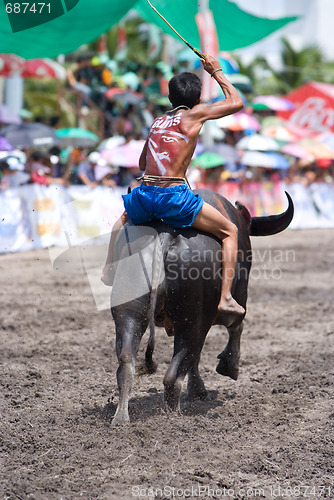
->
xmin=252 ymin=95 xmax=295 ymax=111
xmin=100 ymin=140 xmax=145 ymax=168
xmin=55 ymin=128 xmax=99 ymax=147
xmin=199 ymin=122 xmax=225 ymax=141
xmin=193 ymin=52 xmax=240 ymax=74
xmin=260 ymin=116 xmax=285 ymax=128
xmin=19 ymin=108 xmax=33 ymax=120
xmin=217 ymin=111 xmax=261 ymax=131
xmin=97 ymin=136 xmax=126 ymax=151
xmin=281 ymin=143 xmax=314 ymax=160
xmin=296 ymin=138 xmax=334 ymax=160
xmin=218 ymin=52 xmax=240 ymax=74
xmin=1 ymin=123 xmax=59 ymax=148
xmin=21 ymin=58 xmax=66 ymax=79
xmin=0 ymin=105 xmax=21 ymax=125
xmin=106 ymin=89 xmax=144 ymax=105
xmin=236 ymin=134 xmax=280 ymax=152
xmin=261 ymin=125 xmax=297 ymax=142
xmin=112 ymin=92 xmax=144 ymax=105
xmin=94 ymin=164 xmax=114 ymax=182
xmin=226 ymin=74 xmax=253 ymax=93
xmin=105 ymin=88 xmax=127 ymax=99
xmin=205 ymin=144 xmax=240 ymax=164
xmin=265 ymin=152 xmax=291 ymax=169
xmin=241 ymin=150 xmax=290 ymax=169
xmin=124 ymin=139 xmax=146 ymax=153
xmin=248 ymin=102 xmax=273 ymax=111
xmin=318 ymin=134 xmax=334 ymax=152
xmin=192 ymin=152 xmax=225 ymax=169
xmin=0 ymin=53 xmax=25 ymax=77
xmin=0 ymin=149 xmax=26 ymax=163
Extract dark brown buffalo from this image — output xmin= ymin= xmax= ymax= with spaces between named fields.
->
xmin=110 ymin=189 xmax=294 ymax=425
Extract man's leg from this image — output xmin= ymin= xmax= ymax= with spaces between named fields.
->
xmin=192 ymin=202 xmax=244 ymax=317
xmin=101 ymin=211 xmax=129 ymax=286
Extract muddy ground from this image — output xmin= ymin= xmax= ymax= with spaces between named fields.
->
xmin=1 ymin=229 xmax=334 ymax=499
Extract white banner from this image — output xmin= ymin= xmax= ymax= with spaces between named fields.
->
xmin=0 ymin=185 xmax=126 ymax=254
xmin=0 ymin=182 xmax=334 ymax=255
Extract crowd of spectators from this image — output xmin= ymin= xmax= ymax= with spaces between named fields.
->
xmin=0 ymin=55 xmax=333 ymax=190
xmin=0 ymin=144 xmax=140 ymax=190
xmin=65 ymin=55 xmax=173 ymax=138
xmin=1 ymin=138 xmax=333 ymax=191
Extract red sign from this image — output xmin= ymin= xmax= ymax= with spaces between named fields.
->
xmin=279 ymin=82 xmax=334 ymax=134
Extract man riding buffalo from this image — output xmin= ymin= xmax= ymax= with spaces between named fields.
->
xmin=102 ymin=56 xmax=294 ymax=425
xmin=102 ymin=55 xmax=244 ymax=321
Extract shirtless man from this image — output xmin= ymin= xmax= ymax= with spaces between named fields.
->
xmin=102 ymin=55 xmax=245 ymax=318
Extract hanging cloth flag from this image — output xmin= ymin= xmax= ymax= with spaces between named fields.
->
xmin=148 ymin=24 xmax=162 ymax=60
xmin=162 ymin=34 xmax=179 ymax=67
xmin=135 ymin=0 xmax=299 ymax=52
xmin=0 ymin=0 xmax=137 ymax=58
xmin=97 ymin=34 xmax=108 ymax=58
xmin=115 ymin=23 xmax=127 ymax=61
xmin=195 ymin=9 xmax=219 ymax=101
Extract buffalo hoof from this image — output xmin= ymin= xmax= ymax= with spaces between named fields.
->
xmin=216 ymin=354 xmax=239 ymax=381
xmin=111 ymin=412 xmax=130 ymax=426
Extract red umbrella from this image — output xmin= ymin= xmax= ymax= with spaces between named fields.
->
xmin=105 ymin=88 xmax=127 ymax=99
xmin=0 ymin=54 xmax=25 ymax=77
xmin=21 ymin=58 xmax=66 ymax=79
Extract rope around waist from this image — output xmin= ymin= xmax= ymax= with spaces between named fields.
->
xmin=138 ymin=174 xmax=187 ymax=186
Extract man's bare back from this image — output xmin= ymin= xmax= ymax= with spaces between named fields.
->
xmin=142 ymin=107 xmax=198 ymax=179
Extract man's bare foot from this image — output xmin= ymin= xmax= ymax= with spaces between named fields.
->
xmin=218 ymin=296 xmax=245 ymax=317
xmin=101 ymin=263 xmax=116 ymax=286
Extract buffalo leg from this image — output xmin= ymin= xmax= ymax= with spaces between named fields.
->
xmin=112 ymin=321 xmax=148 ymax=426
xmin=163 ymin=329 xmax=208 ymax=411
xmin=186 ymin=355 xmax=208 ymax=401
xmin=216 ymin=321 xmax=243 ymax=380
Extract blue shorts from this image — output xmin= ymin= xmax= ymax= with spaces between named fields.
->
xmin=122 ymin=183 xmax=204 ymax=228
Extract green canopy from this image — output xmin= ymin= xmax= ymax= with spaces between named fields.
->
xmin=0 ymin=0 xmax=137 ymax=58
xmin=135 ymin=0 xmax=298 ymax=51
xmin=55 ymin=127 xmax=99 ymax=147
xmin=0 ymin=0 xmax=298 ymax=59
xmin=192 ymin=152 xmax=225 ymax=169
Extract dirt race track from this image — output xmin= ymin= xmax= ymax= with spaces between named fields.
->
xmin=1 ymin=229 xmax=334 ymax=499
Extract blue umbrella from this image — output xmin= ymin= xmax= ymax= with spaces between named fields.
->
xmin=266 ymin=152 xmax=290 ymax=169
xmin=192 ymin=54 xmax=240 ymax=74
xmin=218 ymin=54 xmax=240 ymax=74
xmin=241 ymin=151 xmax=290 ymax=169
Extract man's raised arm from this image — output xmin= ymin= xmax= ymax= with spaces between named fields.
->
xmin=190 ymin=55 xmax=244 ymax=124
